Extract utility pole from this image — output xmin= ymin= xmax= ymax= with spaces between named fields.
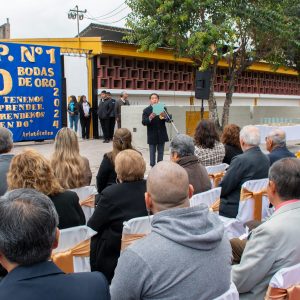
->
xmin=68 ymin=5 xmax=87 ymax=39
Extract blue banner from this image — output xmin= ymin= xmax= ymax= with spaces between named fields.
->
xmin=0 ymin=42 xmax=62 ymax=141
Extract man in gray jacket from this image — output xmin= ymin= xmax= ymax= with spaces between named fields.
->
xmin=110 ymin=161 xmax=231 ymax=300
xmin=232 ymin=157 xmax=300 ymax=299
xmin=0 ymin=127 xmax=14 ymax=196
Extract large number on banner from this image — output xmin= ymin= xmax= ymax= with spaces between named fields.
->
xmin=0 ymin=69 xmax=13 ymax=95
xmin=0 ymin=44 xmax=13 ymax=95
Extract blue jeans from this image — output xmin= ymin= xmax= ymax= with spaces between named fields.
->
xmin=149 ymin=143 xmax=165 ymax=167
xmin=69 ymin=114 xmax=79 ymax=132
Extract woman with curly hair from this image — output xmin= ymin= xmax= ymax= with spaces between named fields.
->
xmin=194 ymin=120 xmax=225 ymax=166
xmin=7 ymin=149 xmax=85 ymax=229
xmin=51 ymin=127 xmax=92 ymax=189
xmin=221 ymin=124 xmax=243 ymax=164
xmin=96 ymin=128 xmax=136 ymax=194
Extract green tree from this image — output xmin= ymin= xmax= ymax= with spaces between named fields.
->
xmin=125 ymin=0 xmax=299 ymax=128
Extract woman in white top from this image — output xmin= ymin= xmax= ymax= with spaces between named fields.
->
xmin=194 ymin=120 xmax=225 ymax=166
xmin=78 ymin=95 xmax=91 ymax=139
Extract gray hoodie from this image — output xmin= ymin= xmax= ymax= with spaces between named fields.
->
xmin=110 ymin=204 xmax=231 ymax=300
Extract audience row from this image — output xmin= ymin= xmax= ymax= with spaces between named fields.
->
xmin=0 ymin=122 xmax=299 ymax=300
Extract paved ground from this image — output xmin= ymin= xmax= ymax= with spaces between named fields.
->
xmin=12 ymin=138 xmax=170 ymax=186
xmin=12 ymin=138 xmax=300 ymax=186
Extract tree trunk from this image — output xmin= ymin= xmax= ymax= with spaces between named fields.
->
xmin=208 ymin=61 xmax=221 ymax=131
xmin=222 ymin=71 xmax=235 ymax=128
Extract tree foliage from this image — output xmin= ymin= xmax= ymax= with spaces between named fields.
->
xmin=125 ymin=0 xmax=300 ymax=128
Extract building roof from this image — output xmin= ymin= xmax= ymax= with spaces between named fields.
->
xmin=79 ymin=23 xmax=132 ymax=42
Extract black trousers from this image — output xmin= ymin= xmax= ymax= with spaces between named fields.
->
xmin=109 ymin=117 xmax=115 ymax=139
xmin=80 ymin=117 xmax=91 ymax=139
xmin=99 ymin=118 xmax=110 ymax=140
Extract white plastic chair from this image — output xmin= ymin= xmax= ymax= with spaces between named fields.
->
xmin=52 ymin=225 xmax=97 ymax=273
xmin=70 ymin=186 xmax=97 ymax=222
xmin=218 ymin=215 xmax=246 ymax=240
xmin=206 ymin=163 xmax=229 ymax=187
xmin=121 ymin=215 xmax=153 ymax=251
xmin=237 ymin=178 xmax=270 ymax=223
xmin=190 ymin=187 xmax=222 ymax=208
xmin=265 ymin=263 xmax=300 ymax=299
xmin=213 ymin=282 xmax=239 ymax=300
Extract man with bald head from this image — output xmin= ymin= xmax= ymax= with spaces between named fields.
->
xmin=219 ymin=125 xmax=270 ymax=218
xmin=111 ymin=161 xmax=231 ymax=300
xmin=265 ymin=129 xmax=295 ymax=165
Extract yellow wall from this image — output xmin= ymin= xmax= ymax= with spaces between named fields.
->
xmin=0 ymin=37 xmax=102 ymax=55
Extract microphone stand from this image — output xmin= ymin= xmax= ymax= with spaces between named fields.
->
xmin=163 ymin=108 xmax=179 ymax=134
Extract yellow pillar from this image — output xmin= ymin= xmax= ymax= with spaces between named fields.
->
xmin=87 ymin=53 xmax=94 ymax=138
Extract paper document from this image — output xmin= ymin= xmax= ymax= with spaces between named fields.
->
xmin=152 ymin=103 xmax=165 ymax=115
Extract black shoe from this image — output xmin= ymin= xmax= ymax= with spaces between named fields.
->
xmin=103 ymin=139 xmax=109 ymax=143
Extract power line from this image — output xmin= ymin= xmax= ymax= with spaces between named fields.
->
xmin=85 ymin=14 xmax=128 ymax=25
xmin=87 ymin=2 xmax=126 ymax=19
xmin=86 ymin=6 xmax=128 ymax=21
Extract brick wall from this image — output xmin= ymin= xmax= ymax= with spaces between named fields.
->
xmin=96 ymin=55 xmax=300 ymax=95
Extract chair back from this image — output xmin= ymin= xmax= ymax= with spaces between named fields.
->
xmin=206 ymin=163 xmax=229 ymax=187
xmin=218 ymin=215 xmax=246 ymax=240
xmin=121 ymin=215 xmax=153 ymax=251
xmin=213 ymin=282 xmax=239 ymax=300
xmin=52 ymin=225 xmax=96 ymax=273
xmin=190 ymin=187 xmax=222 ymax=208
xmin=70 ymin=186 xmax=97 ymax=222
xmin=265 ymin=263 xmax=300 ymax=300
xmin=238 ymin=178 xmax=269 ymax=223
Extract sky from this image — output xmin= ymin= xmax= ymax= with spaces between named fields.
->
xmin=0 ymin=0 xmax=130 ymax=38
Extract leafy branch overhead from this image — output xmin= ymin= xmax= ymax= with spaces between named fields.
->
xmin=125 ymin=0 xmax=299 ymax=127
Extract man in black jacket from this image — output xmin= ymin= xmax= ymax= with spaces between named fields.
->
xmin=265 ymin=129 xmax=295 ymax=165
xmin=219 ymin=125 xmax=270 ymax=218
xmin=0 ymin=189 xmax=110 ymax=300
xmin=106 ymin=92 xmax=116 ymax=140
xmin=97 ymin=90 xmax=110 ymax=143
xmin=142 ymin=93 xmax=170 ymax=167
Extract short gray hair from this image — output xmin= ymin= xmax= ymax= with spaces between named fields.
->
xmin=267 ymin=129 xmax=286 ymax=146
xmin=0 ymin=127 xmax=13 ymax=154
xmin=0 ymin=189 xmax=59 ymax=265
xmin=170 ymin=134 xmax=195 ymax=158
xmin=240 ymin=125 xmax=260 ymax=146
xmin=269 ymin=158 xmax=300 ymax=200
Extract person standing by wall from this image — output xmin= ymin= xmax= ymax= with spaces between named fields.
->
xmin=67 ymin=95 xmax=79 ymax=133
xmin=78 ymin=95 xmax=91 ymax=139
xmin=115 ymin=91 xmax=130 ymax=128
xmin=97 ymin=90 xmax=110 ymax=143
xmin=142 ymin=93 xmax=170 ymax=167
xmin=106 ymin=92 xmax=116 ymax=141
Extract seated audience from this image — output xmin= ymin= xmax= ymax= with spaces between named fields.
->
xmin=221 ymin=124 xmax=243 ymax=164
xmin=96 ymin=128 xmax=135 ymax=193
xmin=88 ymin=149 xmax=147 ymax=282
xmin=0 ymin=127 xmax=14 ymax=196
xmin=7 ymin=149 xmax=85 ymax=229
xmin=0 ymin=189 xmax=109 ymax=300
xmin=265 ymin=129 xmax=295 ymax=165
xmin=219 ymin=125 xmax=270 ymax=218
xmin=51 ymin=127 xmax=92 ymax=189
xmin=110 ymin=161 xmax=231 ymax=300
xmin=170 ymin=134 xmax=211 ymax=194
xmin=194 ymin=120 xmax=225 ymax=166
xmin=232 ymin=158 xmax=300 ymax=299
